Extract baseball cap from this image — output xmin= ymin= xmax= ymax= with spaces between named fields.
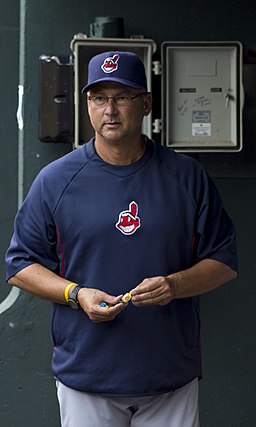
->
xmin=81 ymin=51 xmax=147 ymax=93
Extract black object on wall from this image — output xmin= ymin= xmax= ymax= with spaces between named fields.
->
xmin=39 ymin=54 xmax=74 ymax=143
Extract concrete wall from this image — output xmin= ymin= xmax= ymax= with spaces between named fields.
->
xmin=1 ymin=0 xmax=256 ymax=425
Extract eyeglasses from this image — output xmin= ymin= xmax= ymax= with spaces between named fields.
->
xmin=88 ymin=92 xmax=148 ymax=107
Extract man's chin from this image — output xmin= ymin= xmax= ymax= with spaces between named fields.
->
xmin=101 ymin=129 xmax=125 ymax=142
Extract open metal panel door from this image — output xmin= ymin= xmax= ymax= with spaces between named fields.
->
xmin=161 ymin=41 xmax=243 ymax=152
xmin=70 ymin=35 xmax=156 ymax=148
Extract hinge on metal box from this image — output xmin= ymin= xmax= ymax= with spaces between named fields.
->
xmin=152 ymin=60 xmax=161 ymax=75
xmin=152 ymin=119 xmax=162 ymax=134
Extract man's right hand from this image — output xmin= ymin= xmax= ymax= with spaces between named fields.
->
xmin=78 ymin=288 xmax=127 ymax=323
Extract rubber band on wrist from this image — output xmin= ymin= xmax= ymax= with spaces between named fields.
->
xmin=64 ymin=282 xmax=76 ymax=302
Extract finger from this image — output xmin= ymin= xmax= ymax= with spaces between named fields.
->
xmin=131 ymin=282 xmax=173 ymax=306
xmin=100 ymin=294 xmax=124 ymax=307
xmin=131 ymin=278 xmax=162 ymax=296
xmin=132 ymin=293 xmax=169 ymax=306
xmin=87 ymin=306 xmax=121 ymax=323
xmin=97 ymin=301 xmax=125 ymax=319
xmin=132 ymin=285 xmax=166 ymax=302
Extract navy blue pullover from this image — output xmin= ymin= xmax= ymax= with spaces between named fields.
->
xmin=6 ymin=138 xmax=238 ymax=396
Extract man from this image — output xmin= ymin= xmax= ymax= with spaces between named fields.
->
xmin=6 ymin=51 xmax=238 ymax=426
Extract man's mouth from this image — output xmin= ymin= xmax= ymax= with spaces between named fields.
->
xmin=104 ymin=122 xmax=121 ymax=128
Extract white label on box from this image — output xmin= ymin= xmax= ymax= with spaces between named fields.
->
xmin=192 ymin=123 xmax=211 ymax=136
xmin=192 ymin=110 xmax=211 ymax=136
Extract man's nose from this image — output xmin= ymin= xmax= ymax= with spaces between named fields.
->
xmin=104 ymin=98 xmax=118 ymax=113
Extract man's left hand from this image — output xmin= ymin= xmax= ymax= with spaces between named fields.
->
xmin=130 ymin=276 xmax=176 ymax=307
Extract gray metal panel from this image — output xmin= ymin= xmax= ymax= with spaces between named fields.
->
xmin=161 ymin=42 xmax=243 ymax=152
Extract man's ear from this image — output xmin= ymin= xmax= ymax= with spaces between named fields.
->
xmin=143 ymin=93 xmax=153 ymax=116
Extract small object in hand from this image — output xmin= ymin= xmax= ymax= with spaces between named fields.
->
xmin=119 ymin=292 xmax=132 ymax=303
xmin=100 ymin=302 xmax=109 ymax=308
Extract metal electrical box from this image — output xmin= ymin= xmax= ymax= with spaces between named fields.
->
xmin=162 ymin=42 xmax=243 ymax=152
xmin=39 ymin=36 xmax=243 ymax=152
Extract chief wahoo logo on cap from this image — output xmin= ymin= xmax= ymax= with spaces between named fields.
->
xmin=101 ymin=54 xmax=119 ymax=74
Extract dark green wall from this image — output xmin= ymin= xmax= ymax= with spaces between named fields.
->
xmin=0 ymin=1 xmax=19 ymax=315
xmin=1 ymin=0 xmax=256 ymax=426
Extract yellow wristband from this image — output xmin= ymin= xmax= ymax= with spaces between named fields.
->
xmin=64 ymin=282 xmax=76 ymax=302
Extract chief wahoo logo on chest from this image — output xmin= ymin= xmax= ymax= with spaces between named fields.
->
xmin=115 ymin=201 xmax=141 ymax=235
